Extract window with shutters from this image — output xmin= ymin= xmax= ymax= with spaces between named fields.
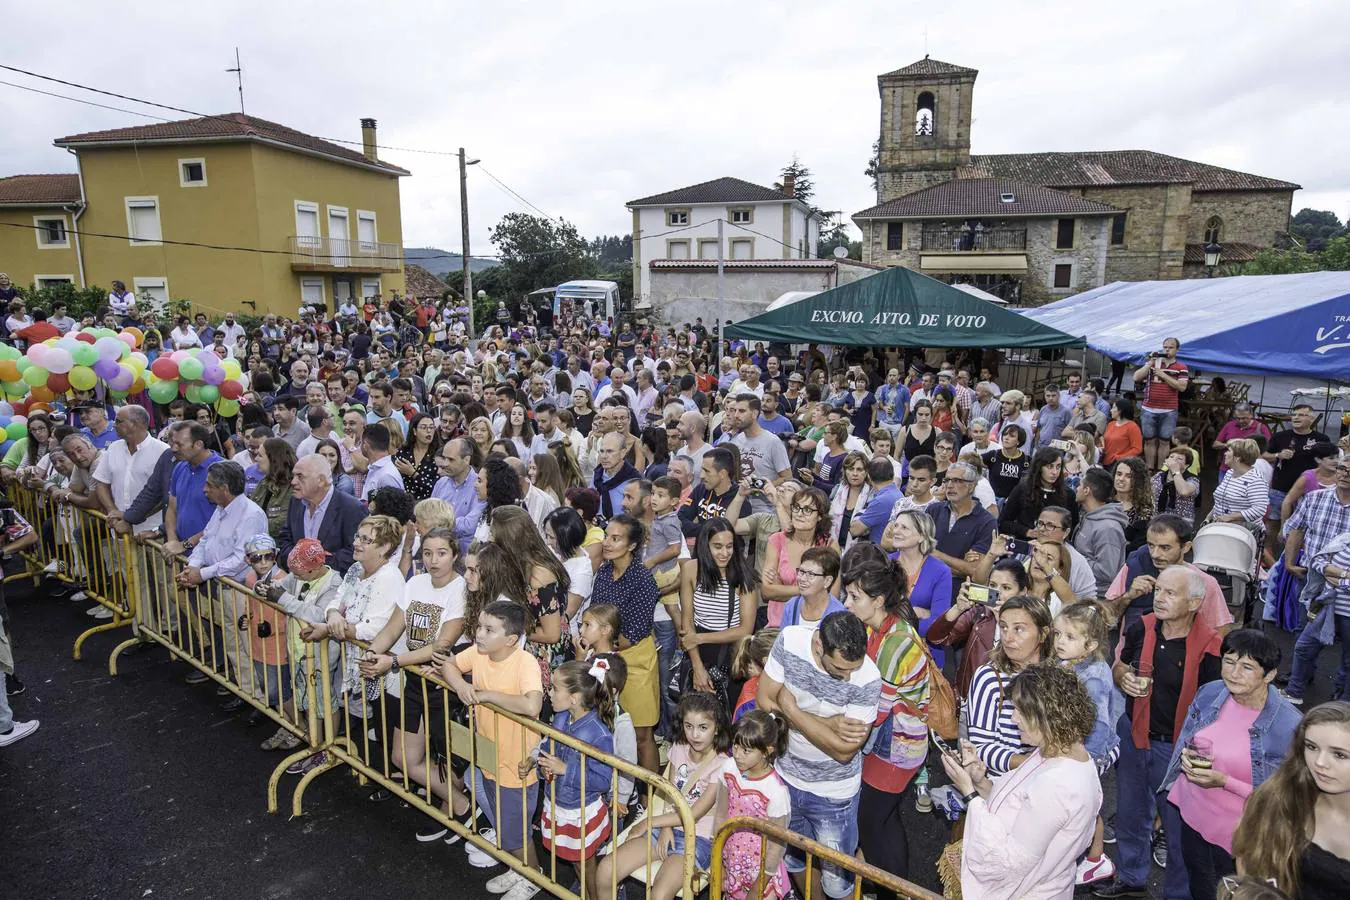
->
xmin=357 ymin=210 xmax=378 ymax=254
xmin=1111 ymin=213 xmax=1127 ymax=246
xmin=125 ymin=197 xmax=162 ymax=245
xmin=1053 ymin=263 xmax=1073 ymax=289
xmin=730 ymin=239 xmax=753 ymax=259
xmin=666 ymin=240 xmax=690 ymax=259
xmin=1055 ymin=218 xmax=1075 ymax=249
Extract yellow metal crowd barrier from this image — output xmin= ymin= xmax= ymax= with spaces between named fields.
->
xmin=709 ymin=816 xmax=945 ymax=900
xmin=7 ymin=484 xmax=140 ymax=667
xmin=9 ymin=482 xmax=702 ymax=900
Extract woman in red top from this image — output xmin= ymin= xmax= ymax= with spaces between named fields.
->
xmin=1101 ymin=397 xmax=1144 ymax=466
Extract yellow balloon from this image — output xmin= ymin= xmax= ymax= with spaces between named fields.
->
xmin=145 ymin=370 xmax=160 ymax=386
xmin=69 ymin=365 xmax=97 ymax=391
xmin=222 ymin=359 xmax=242 ymax=380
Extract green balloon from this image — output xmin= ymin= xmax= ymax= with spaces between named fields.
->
xmin=22 ymin=365 xmax=49 ymax=387
xmin=148 ymin=380 xmax=179 ymax=404
xmin=184 ymin=384 xmax=203 ymax=403
xmin=0 ymin=345 xmax=19 ymax=361
xmin=178 ymin=357 xmax=204 ymax=381
xmin=197 ymin=384 xmax=220 ymax=403
xmin=72 ymin=343 xmax=99 ymax=367
xmin=14 ymin=357 xmax=31 ymax=373
xmin=6 ymin=422 xmax=27 ymax=441
xmin=1 ymin=380 xmax=24 ymax=396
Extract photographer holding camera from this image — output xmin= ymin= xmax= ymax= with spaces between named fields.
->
xmin=1132 ymin=337 xmax=1190 ymax=470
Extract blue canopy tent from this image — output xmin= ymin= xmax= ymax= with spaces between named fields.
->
xmin=1017 ymin=272 xmax=1350 ymax=380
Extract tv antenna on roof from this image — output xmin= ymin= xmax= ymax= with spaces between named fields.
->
xmin=226 ymin=47 xmax=245 ymax=116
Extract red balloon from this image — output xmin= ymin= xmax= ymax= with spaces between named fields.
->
xmin=47 ymin=372 xmax=71 ymax=393
xmin=150 ymin=357 xmax=179 ymax=379
xmin=74 ymin=332 xmax=97 ymax=345
xmin=219 ymin=380 xmax=243 ymax=400
xmin=12 ymin=400 xmax=27 ymax=416
xmin=178 ymin=381 xmax=191 ymax=396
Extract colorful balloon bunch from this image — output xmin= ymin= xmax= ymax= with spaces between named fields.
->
xmin=0 ymin=401 xmax=28 ymax=458
xmin=0 ymin=329 xmax=246 ymax=418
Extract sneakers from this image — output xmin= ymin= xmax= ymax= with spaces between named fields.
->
xmin=502 ymin=876 xmax=540 ymax=900
xmin=1076 ymin=855 xmax=1116 ymax=886
xmin=1102 ymin=821 xmax=1117 ymax=844
xmin=444 ymin=807 xmax=482 ymax=845
xmin=87 ymin=605 xmax=113 ymax=619
xmin=70 ymin=590 xmax=88 ymax=602
xmin=1283 ymin=690 xmax=1304 ymax=706
xmin=260 ymin=727 xmax=302 ymax=751
xmin=285 ymin=751 xmax=328 ymax=776
xmin=0 ymin=719 xmax=40 ymax=747
xmin=1091 ymin=880 xmax=1146 ymax=898
xmin=416 ymin=822 xmax=450 ymax=842
xmin=5 ymin=675 xmax=24 ymax=697
xmin=184 ymin=671 xmax=209 ymax=685
xmin=1151 ymin=826 xmax=1168 ymax=868
xmin=466 ymin=828 xmax=498 ymax=868
xmin=486 ymin=870 xmax=526 ymax=894
xmin=42 ymin=559 xmax=59 ymax=574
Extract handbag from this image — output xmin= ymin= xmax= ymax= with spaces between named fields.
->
xmin=917 ymin=639 xmax=959 ymax=740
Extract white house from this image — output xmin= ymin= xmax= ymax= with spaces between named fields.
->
xmin=627 ymin=175 xmax=821 ymax=308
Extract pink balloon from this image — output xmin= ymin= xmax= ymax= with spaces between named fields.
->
xmin=117 ymin=332 xmax=137 ymax=348
xmin=46 ymin=349 xmax=74 ymax=375
xmin=198 ymin=350 xmax=220 ymax=367
xmin=26 ymin=345 xmax=47 ymax=365
xmin=170 ymin=350 xmax=191 ymax=363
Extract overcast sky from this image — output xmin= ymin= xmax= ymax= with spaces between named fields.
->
xmin=4 ymin=1 xmax=1347 ymax=257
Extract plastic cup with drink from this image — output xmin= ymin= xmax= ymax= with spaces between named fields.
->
xmin=1185 ymin=736 xmax=1215 ymax=770
xmin=1130 ymin=660 xmax=1154 ymax=697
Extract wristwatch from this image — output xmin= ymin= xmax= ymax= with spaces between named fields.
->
xmin=388 ymin=655 xmax=401 ymax=672
xmin=962 ymin=790 xmax=980 ymax=805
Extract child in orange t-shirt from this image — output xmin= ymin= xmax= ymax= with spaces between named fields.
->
xmin=440 ymin=600 xmax=545 ymax=890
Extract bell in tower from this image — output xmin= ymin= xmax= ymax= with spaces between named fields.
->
xmin=875 ymin=56 xmax=977 ymax=203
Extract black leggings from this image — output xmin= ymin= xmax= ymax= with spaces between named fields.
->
xmin=1179 ymin=815 xmax=1235 ymax=900
xmin=858 ymin=781 xmax=911 ymax=898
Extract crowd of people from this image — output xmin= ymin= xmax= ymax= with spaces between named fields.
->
xmin=2 ymin=286 xmax=1349 ymax=900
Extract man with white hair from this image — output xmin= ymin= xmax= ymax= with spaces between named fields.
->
xmin=508 ymin=456 xmax=558 ymax=529
xmin=278 ymin=454 xmax=366 ymax=575
xmin=1104 ymin=564 xmax=1221 ymax=899
xmin=971 ymin=382 xmax=1001 ymax=426
xmin=729 ymin=364 xmax=764 ymax=399
xmin=593 ymin=431 xmax=640 ymax=521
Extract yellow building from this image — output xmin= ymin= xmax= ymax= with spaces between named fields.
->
xmin=1 ymin=114 xmax=409 ymax=316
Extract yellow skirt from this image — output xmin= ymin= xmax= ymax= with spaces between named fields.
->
xmin=618 ymin=635 xmax=660 ymax=728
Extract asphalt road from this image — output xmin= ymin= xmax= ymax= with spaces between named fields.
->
xmin=1 ymin=576 xmax=1337 ymax=899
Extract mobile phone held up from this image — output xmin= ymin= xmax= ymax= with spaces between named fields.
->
xmin=931 ymin=730 xmax=959 ymax=759
xmin=965 ymin=584 xmax=1000 ymax=607
xmin=1004 ymin=537 xmax=1031 ymax=557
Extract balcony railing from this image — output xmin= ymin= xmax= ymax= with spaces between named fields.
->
xmin=289 ymin=236 xmax=402 ymax=272
xmin=921 ymin=227 xmax=1027 ymax=252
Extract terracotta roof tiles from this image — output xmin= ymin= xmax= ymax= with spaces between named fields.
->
xmin=0 ymin=174 xmax=81 ymax=205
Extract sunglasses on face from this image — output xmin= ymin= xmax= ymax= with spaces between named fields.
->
xmin=247 ymin=552 xmax=276 ymax=563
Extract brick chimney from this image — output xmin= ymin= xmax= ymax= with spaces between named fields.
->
xmin=781 ymin=172 xmax=796 ymax=199
xmin=360 ymin=118 xmax=378 ymax=161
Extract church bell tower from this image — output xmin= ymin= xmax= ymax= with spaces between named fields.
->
xmin=875 ymin=56 xmax=977 ymax=203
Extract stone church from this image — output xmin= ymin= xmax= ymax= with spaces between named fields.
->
xmin=852 ymin=58 xmax=1300 ymax=303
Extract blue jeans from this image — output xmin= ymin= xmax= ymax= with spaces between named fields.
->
xmin=652 ymin=618 xmax=678 ymax=739
xmin=1115 ymin=716 xmax=1188 ymax=898
xmin=1287 ymin=605 xmax=1350 ymax=701
xmin=784 ymin=782 xmax=860 ymax=899
xmin=1140 ymin=408 xmax=1178 ymax=440
xmin=0 ymin=671 xmax=12 ymax=734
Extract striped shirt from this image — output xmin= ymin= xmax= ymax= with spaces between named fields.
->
xmin=967 ymin=664 xmax=1033 ymax=775
xmin=1211 ymin=466 xmax=1268 ymax=524
xmin=766 ymin=625 xmax=882 ymax=799
xmin=692 ymin=577 xmax=739 ymax=631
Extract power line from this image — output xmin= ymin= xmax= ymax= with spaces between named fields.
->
xmin=474 ymin=165 xmax=559 ymax=222
xmin=0 ymin=77 xmax=170 ymax=121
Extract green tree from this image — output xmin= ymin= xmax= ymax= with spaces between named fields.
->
xmin=816 ymin=212 xmax=861 ymax=260
xmin=488 ymin=213 xmax=599 ymax=302
xmin=865 ymin=139 xmax=880 ymax=193
xmin=1319 ymin=234 xmax=1350 ymax=271
xmin=1290 ymin=208 xmax=1347 ymax=251
xmin=774 ymin=157 xmax=816 ymax=206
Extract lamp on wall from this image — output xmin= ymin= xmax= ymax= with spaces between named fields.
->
xmin=1203 ymin=241 xmax=1223 ymax=277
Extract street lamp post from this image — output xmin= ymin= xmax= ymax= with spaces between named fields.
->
xmin=1203 ymin=241 xmax=1223 ymax=278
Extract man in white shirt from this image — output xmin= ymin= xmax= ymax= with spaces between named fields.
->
xmin=509 ymin=456 xmax=558 ymax=529
xmin=217 ymin=313 xmax=247 ymax=347
xmin=360 ymin=422 xmax=403 ymax=504
xmin=595 ymin=366 xmax=638 ymax=407
xmin=168 ymin=316 xmax=203 ymax=350
xmin=729 ymin=364 xmax=765 ymax=399
xmin=93 ymin=406 xmax=170 ymax=634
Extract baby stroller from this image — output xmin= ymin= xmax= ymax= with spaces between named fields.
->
xmin=1191 ymin=522 xmax=1259 ymax=627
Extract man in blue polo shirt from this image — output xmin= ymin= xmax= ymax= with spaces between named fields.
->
xmin=926 ymin=460 xmax=997 ymax=596
xmin=161 ymin=422 xmax=225 ymax=560
xmin=850 ymin=457 xmax=900 ymax=544
xmin=77 ymin=402 xmax=119 ymax=450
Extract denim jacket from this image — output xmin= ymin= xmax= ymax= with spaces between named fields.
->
xmin=1159 ymin=681 xmax=1301 ymax=795
xmin=548 ymin=709 xmax=615 ymax=809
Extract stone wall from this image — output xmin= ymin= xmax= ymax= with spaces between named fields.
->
xmin=1023 ymin=217 xmax=1112 ymax=304
xmin=647 ymin=264 xmax=876 ymax=325
xmin=1187 ymin=190 xmax=1294 ymax=246
xmin=1072 ymin=183 xmax=1190 ymax=282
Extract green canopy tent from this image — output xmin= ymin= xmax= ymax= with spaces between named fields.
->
xmin=723 ymin=266 xmax=1085 ymax=348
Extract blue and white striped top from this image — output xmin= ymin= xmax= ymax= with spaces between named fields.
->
xmin=967 ymin=664 xmax=1033 ymax=775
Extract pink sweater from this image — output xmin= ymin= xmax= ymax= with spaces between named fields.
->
xmin=1167 ymin=697 xmax=1259 ymax=853
xmin=962 ymin=752 xmax=1102 ymax=899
